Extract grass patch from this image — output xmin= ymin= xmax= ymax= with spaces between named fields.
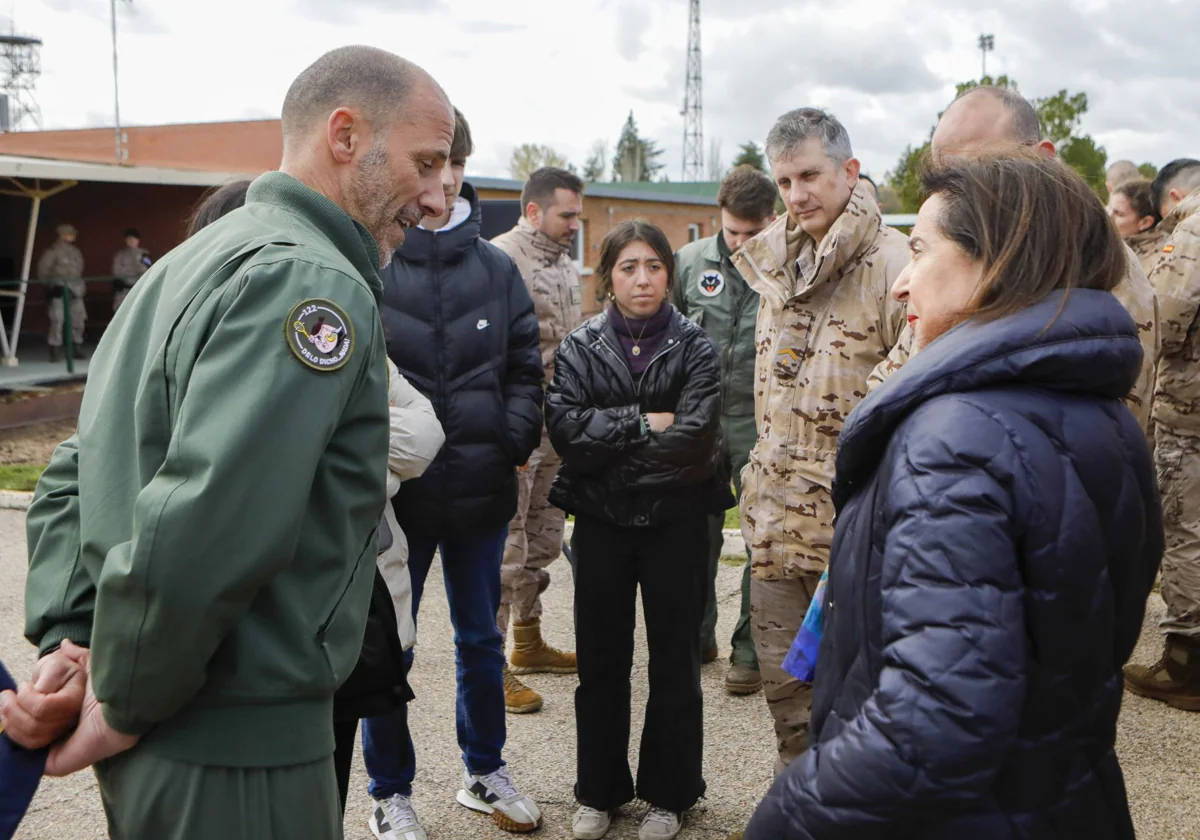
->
xmin=724 ymin=506 xmax=740 ymax=531
xmin=0 ymin=464 xmax=45 ymax=492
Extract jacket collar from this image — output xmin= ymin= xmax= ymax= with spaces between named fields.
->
xmin=246 ymin=171 xmax=381 ymax=298
xmin=699 ymin=231 xmax=724 ymax=264
xmin=832 ymin=289 xmax=1142 ymax=508
xmin=1160 ymin=186 xmax=1200 ymax=236
xmin=735 ymin=181 xmax=882 ymax=305
xmin=586 ymin=306 xmax=687 ymax=385
xmin=516 ymin=216 xmax=571 ymax=263
xmin=395 ymin=182 xmax=483 ymax=264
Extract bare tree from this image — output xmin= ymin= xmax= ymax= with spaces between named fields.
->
xmin=583 ymin=140 xmax=608 ymax=182
xmin=510 ymin=144 xmax=574 ymax=180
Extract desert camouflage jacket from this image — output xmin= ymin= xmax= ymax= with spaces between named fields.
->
xmin=732 ymin=183 xmax=908 ymax=580
xmin=1150 ymin=188 xmax=1200 ymax=434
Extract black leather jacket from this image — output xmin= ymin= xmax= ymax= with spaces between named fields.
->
xmin=546 ymin=305 xmax=733 ymax=527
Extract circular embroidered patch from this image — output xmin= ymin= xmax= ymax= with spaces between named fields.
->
xmin=698 ymin=270 xmax=725 ymax=297
xmin=287 ymin=299 xmax=353 ymax=371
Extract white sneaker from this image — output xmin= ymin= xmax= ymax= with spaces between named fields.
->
xmin=639 ymin=806 xmax=682 ymax=840
xmin=573 ymin=805 xmax=613 ymax=839
xmin=456 ymin=766 xmax=543 ymax=833
xmin=369 ymin=794 xmax=427 ymax=840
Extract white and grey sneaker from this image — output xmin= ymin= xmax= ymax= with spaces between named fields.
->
xmin=639 ymin=806 xmax=681 ymax=840
xmin=573 ymin=805 xmax=613 ymax=839
xmin=456 ymin=765 xmax=543 ymax=833
xmin=369 ymin=793 xmax=427 ymax=840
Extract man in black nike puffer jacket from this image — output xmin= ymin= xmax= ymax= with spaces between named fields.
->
xmin=367 ymin=180 xmax=543 ymax=815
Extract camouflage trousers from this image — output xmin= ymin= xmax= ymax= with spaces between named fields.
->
xmin=497 ymin=431 xmax=565 ymax=634
xmin=47 ymin=294 xmax=86 ymax=348
xmin=750 ymin=572 xmax=822 ymax=775
xmin=1156 ymin=426 xmax=1200 ymax=639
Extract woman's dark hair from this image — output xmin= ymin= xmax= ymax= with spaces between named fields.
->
xmin=186 ymin=179 xmax=252 ymax=238
xmin=595 ymin=219 xmax=675 ymax=303
xmin=1114 ymin=179 xmax=1159 ymax=226
xmin=920 ymin=153 xmax=1125 ymax=322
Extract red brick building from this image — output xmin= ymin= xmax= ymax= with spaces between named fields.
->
xmin=0 ymin=119 xmax=723 ymax=325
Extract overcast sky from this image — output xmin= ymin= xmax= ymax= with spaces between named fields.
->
xmin=9 ymin=0 xmax=1200 ymax=182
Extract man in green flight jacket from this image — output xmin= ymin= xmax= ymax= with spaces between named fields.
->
xmin=0 ymin=46 xmax=454 ymax=838
xmin=673 ymin=164 xmax=778 ymax=697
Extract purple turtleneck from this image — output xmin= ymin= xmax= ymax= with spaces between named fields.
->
xmin=609 ymin=303 xmax=672 ymax=375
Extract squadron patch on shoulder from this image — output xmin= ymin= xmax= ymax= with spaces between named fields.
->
xmin=287 ymin=299 xmax=353 ymax=371
xmin=698 ymin=270 xmax=725 ymax=297
xmin=1163 ymin=244 xmax=1175 ymax=254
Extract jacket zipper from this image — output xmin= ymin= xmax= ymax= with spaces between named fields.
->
xmin=636 ymin=340 xmax=681 ymax=397
xmin=596 ymin=328 xmax=682 ymax=416
xmin=724 ymin=283 xmax=742 ymax=399
xmin=597 ymin=336 xmax=637 ymax=393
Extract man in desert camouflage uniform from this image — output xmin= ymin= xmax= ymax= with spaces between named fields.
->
xmin=869 ymin=87 xmax=1160 ymax=451
xmin=36 ymin=223 xmax=87 ymax=363
xmin=491 ymin=167 xmax=585 ymax=714
xmin=111 ymin=228 xmax=152 ymax=310
xmin=731 ymin=109 xmax=908 ymax=773
xmin=1126 ymin=158 xmax=1200 ymax=712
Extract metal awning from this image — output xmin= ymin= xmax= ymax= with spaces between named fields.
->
xmin=0 ymin=154 xmax=253 ymax=186
xmin=0 ymin=155 xmax=258 ymax=367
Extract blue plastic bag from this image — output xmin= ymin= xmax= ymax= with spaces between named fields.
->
xmin=0 ymin=658 xmax=47 ymax=840
xmin=781 ymin=568 xmax=828 ymax=682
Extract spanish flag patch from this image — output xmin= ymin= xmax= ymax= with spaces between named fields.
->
xmin=1163 ymin=244 xmax=1175 ymax=254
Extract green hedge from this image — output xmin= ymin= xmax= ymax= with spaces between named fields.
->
xmin=0 ymin=464 xmax=45 ymax=492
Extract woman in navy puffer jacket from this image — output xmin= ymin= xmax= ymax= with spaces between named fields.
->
xmin=745 ymin=154 xmax=1163 ymax=839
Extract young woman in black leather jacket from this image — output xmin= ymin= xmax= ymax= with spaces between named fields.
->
xmin=546 ymin=220 xmax=733 ymax=840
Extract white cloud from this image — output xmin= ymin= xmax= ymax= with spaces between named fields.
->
xmin=9 ymin=0 xmax=1199 ymax=181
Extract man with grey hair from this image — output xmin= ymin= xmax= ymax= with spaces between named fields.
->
xmin=873 ymin=86 xmax=1160 ymax=449
xmin=1126 ymin=157 xmax=1200 ymax=711
xmin=1107 ymin=159 xmax=1142 ymax=195
xmin=730 ymin=107 xmax=909 ymax=772
xmin=2 ymin=45 xmax=452 ymax=838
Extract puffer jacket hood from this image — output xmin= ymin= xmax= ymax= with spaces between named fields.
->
xmin=836 ymin=288 xmax=1142 ymax=503
xmin=745 ymin=288 xmax=1163 ymax=840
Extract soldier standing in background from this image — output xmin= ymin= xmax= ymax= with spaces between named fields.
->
xmin=1126 ymin=158 xmax=1200 ymax=712
xmin=37 ymin=224 xmax=87 ymax=362
xmin=491 ymin=166 xmax=586 ymax=714
xmin=111 ymin=228 xmax=152 ymax=310
xmin=673 ymin=164 xmax=776 ymax=696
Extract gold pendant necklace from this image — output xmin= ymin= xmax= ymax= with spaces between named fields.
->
xmin=629 ymin=316 xmax=651 ymax=357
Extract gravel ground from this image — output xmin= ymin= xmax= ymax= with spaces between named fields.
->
xmin=0 ymin=419 xmax=77 ymax=465
xmin=1 ymin=508 xmax=1197 ymax=839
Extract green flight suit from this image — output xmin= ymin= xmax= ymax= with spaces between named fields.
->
xmin=24 ymin=172 xmax=390 ymax=837
xmin=673 ymin=231 xmax=760 ymax=668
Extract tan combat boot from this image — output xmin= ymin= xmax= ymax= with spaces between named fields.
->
xmin=1124 ymin=634 xmax=1200 ymax=711
xmin=504 ymin=664 xmax=543 ymax=714
xmin=509 ymin=618 xmax=577 ymax=674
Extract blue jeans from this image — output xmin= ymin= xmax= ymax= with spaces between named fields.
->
xmin=362 ymin=527 xmax=508 ymax=799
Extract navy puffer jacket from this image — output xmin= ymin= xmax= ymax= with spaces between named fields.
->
xmin=745 ymin=289 xmax=1162 ymax=840
xmin=380 ymin=183 xmax=544 ymax=535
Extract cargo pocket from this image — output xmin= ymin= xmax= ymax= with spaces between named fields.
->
xmin=1156 ymin=445 xmax=1185 ymax=524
